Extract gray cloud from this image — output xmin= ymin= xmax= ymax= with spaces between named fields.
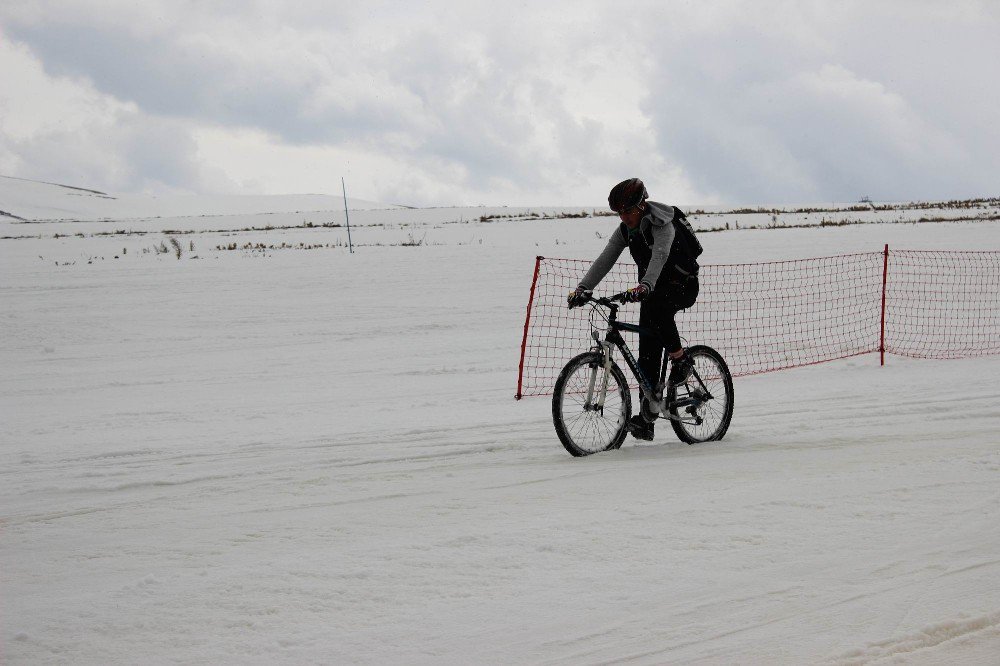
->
xmin=2 ymin=3 xmax=626 ymax=201
xmin=635 ymin=1 xmax=1000 ymax=202
xmin=2 ymin=115 xmax=234 ymax=195
xmin=2 ymin=1 xmax=998 ymax=204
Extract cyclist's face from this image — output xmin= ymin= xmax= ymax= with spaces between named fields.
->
xmin=618 ymin=203 xmax=644 ymax=228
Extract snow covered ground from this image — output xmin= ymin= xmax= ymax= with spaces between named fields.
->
xmin=2 ymin=180 xmax=1000 ymax=663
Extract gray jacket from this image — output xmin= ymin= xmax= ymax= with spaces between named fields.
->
xmin=578 ymin=201 xmax=677 ymax=291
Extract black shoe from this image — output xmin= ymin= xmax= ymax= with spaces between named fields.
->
xmin=668 ymin=351 xmax=693 ymax=385
xmin=628 ymin=415 xmax=655 ymax=441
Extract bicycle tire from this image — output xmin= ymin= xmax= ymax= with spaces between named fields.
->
xmin=552 ymin=351 xmax=632 ymax=456
xmin=666 ymin=345 xmax=734 ymax=444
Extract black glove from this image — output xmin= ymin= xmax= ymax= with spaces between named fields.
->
xmin=622 ymin=284 xmax=650 ymax=303
xmin=567 ymin=287 xmax=592 ymax=309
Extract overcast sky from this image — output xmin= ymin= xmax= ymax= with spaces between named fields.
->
xmin=1 ymin=1 xmax=998 ymax=206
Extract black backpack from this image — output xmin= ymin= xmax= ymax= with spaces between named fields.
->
xmin=669 ymin=207 xmax=703 ymax=278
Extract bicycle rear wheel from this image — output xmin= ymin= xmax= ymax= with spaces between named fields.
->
xmin=552 ymin=352 xmax=631 ymax=456
xmin=667 ymin=345 xmax=734 ymax=444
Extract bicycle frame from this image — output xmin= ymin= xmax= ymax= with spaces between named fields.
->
xmin=586 ymin=299 xmax=655 ymax=409
xmin=584 ymin=296 xmax=711 ymax=423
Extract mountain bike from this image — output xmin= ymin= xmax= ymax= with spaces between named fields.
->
xmin=552 ymin=292 xmax=734 ymax=457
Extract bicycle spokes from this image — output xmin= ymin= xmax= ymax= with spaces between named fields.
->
xmin=666 ymin=346 xmax=734 ymax=443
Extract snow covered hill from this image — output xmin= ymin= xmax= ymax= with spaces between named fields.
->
xmin=2 ymin=177 xmax=999 ymax=663
xmin=0 ymin=174 xmax=401 ymax=222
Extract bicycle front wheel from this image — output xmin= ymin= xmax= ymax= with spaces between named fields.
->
xmin=667 ymin=345 xmax=734 ymax=444
xmin=552 ymin=352 xmax=632 ymax=457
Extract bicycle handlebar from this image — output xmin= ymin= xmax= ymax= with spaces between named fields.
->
xmin=581 ymin=291 xmax=629 ymax=308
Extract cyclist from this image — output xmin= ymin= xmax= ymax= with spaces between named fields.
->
xmin=567 ymin=178 xmax=702 ymax=441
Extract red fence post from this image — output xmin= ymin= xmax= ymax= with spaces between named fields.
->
xmin=880 ymin=244 xmax=889 ymax=366
xmin=516 ymin=256 xmax=544 ymax=400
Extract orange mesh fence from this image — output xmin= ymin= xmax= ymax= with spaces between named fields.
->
xmin=886 ymin=250 xmax=1000 ymax=359
xmin=515 ymin=248 xmax=1000 ymax=398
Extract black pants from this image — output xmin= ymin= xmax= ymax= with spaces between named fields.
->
xmin=637 ymin=277 xmax=699 ymax=388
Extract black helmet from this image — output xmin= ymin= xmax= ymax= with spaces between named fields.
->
xmin=608 ymin=178 xmax=648 ymax=213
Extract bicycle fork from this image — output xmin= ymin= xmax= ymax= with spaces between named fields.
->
xmin=584 ymin=338 xmax=615 ymax=414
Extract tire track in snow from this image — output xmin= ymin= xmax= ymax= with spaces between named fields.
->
xmin=824 ymin=610 xmax=1000 ymax=665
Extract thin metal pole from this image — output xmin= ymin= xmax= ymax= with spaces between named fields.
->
xmin=341 ymin=177 xmax=353 ymax=254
